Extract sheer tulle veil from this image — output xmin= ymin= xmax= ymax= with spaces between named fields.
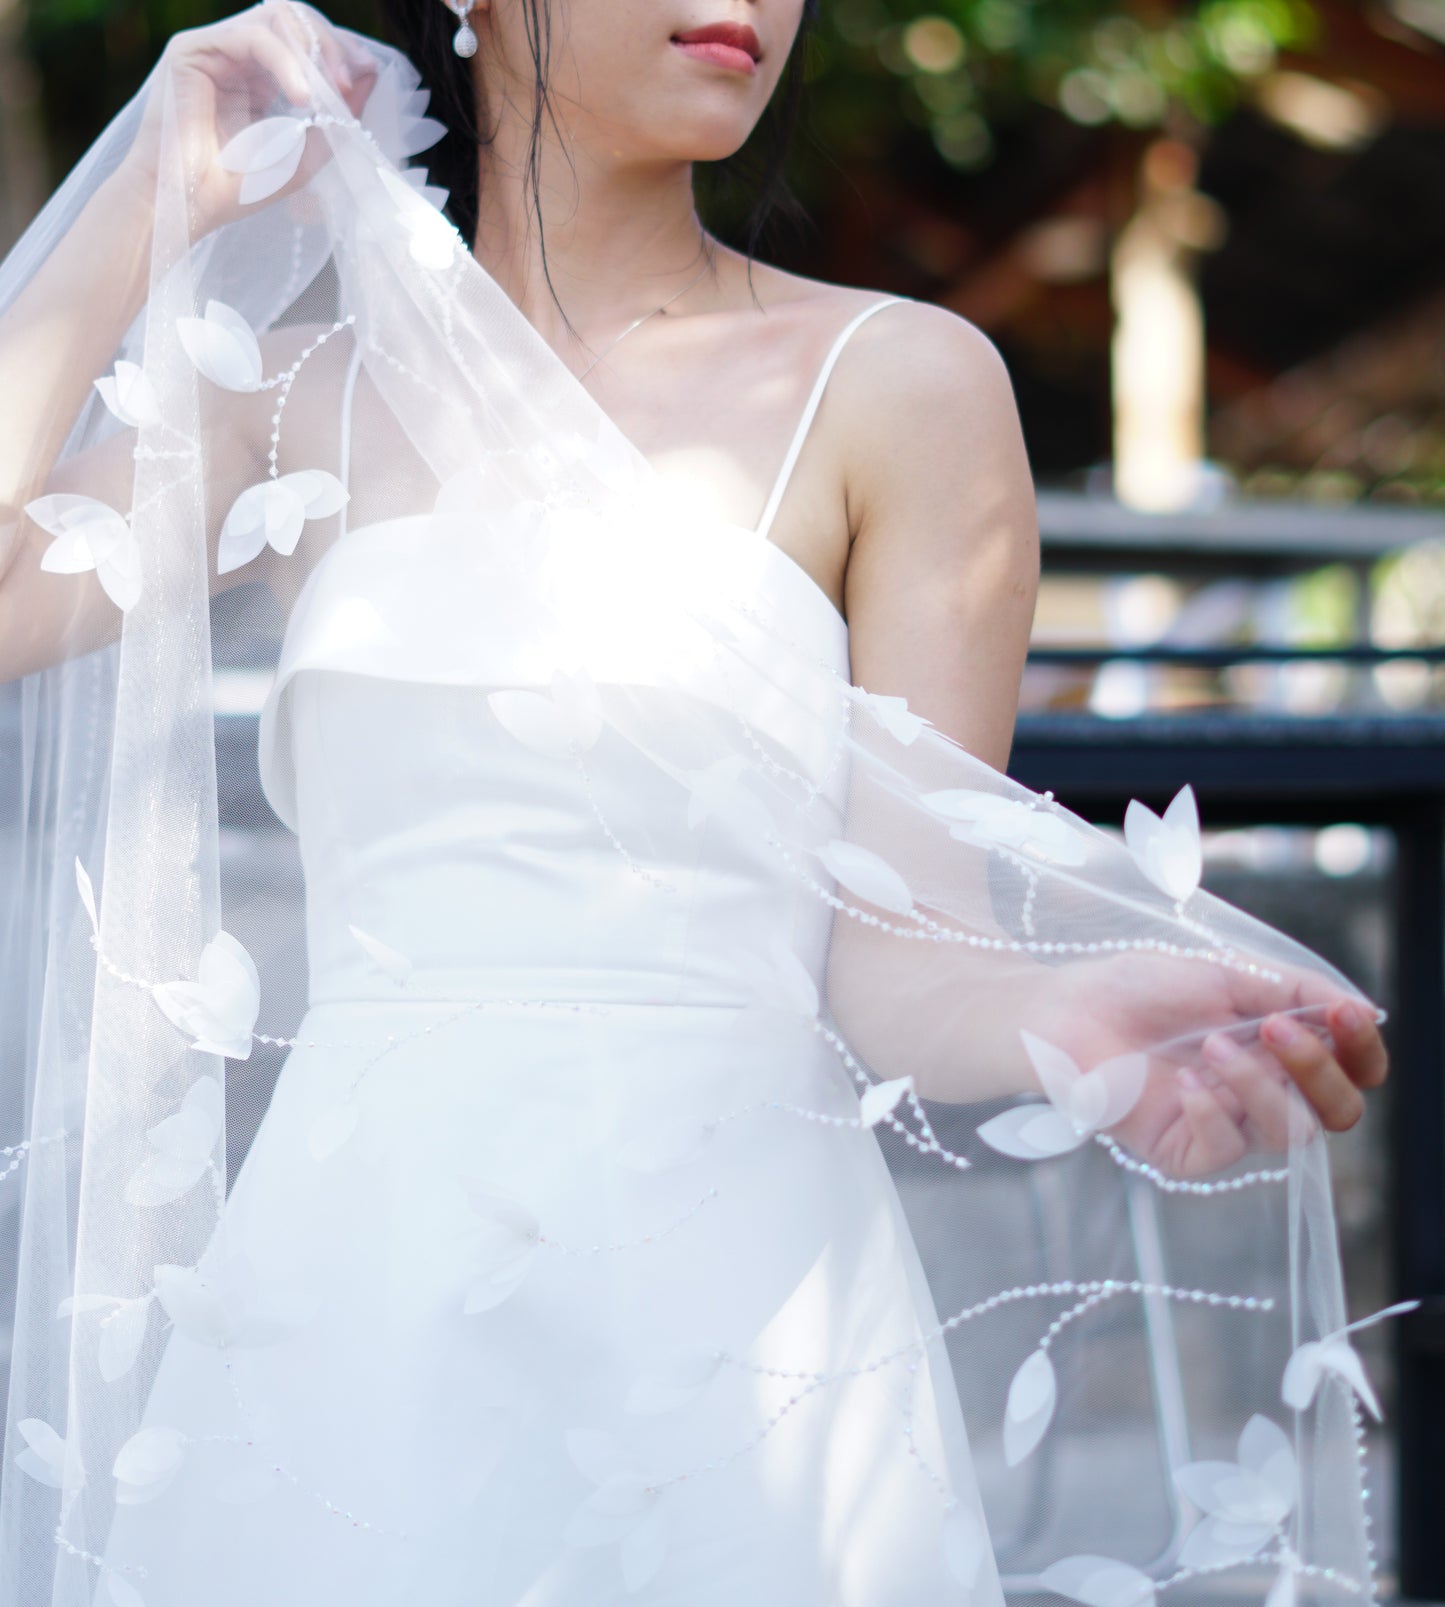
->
xmin=0 ymin=6 xmax=1406 ymax=1604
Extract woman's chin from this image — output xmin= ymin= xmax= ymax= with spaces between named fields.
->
xmin=580 ymin=101 xmax=752 ymax=167
xmin=661 ymin=121 xmax=756 ymax=165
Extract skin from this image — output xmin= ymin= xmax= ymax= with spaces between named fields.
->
xmin=0 ymin=0 xmax=1388 ymax=1173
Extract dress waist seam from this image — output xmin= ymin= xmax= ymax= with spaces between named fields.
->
xmin=301 ymin=994 xmax=755 ymax=1013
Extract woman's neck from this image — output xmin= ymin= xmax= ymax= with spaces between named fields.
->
xmin=470 ymin=132 xmax=721 ymax=354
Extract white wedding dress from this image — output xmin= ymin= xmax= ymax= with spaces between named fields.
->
xmin=98 ymin=298 xmax=1001 ymax=1605
xmin=1 ymin=35 xmax=1389 ymax=1607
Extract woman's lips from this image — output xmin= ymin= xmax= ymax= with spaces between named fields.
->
xmin=671 ymin=38 xmax=758 ymax=75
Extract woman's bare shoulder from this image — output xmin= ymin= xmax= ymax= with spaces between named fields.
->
xmin=739 ymin=264 xmax=1020 ymax=505
xmin=734 ymin=260 xmax=1009 ymax=408
xmin=731 ymin=265 xmax=874 ymax=329
xmin=836 ymin=294 xmax=1010 ymax=410
xmin=823 ymin=293 xmax=1019 ymax=488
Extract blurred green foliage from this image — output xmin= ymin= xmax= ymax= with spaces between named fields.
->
xmin=23 ymin=0 xmax=1318 ymax=179
xmin=1291 ymin=562 xmax=1361 ymax=647
xmin=805 ymin=0 xmax=1317 ymax=171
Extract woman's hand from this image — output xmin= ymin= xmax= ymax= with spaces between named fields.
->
xmin=1041 ymin=951 xmax=1389 ymax=1179
xmin=114 ymin=0 xmax=377 ymax=237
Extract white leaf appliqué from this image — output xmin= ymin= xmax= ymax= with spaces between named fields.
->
xmin=976 ymin=1103 xmax=1084 ymax=1162
xmin=27 ymin=492 xmax=141 ymax=612
xmin=402 ymin=108 xmax=449 ymax=157
xmin=56 ymin=1291 xmax=123 ymax=1319
xmin=152 ymin=930 xmax=260 ymax=1059
xmin=488 ymin=669 xmax=603 ymax=760
xmin=1124 ymin=785 xmax=1202 ymax=902
xmin=817 ymin=839 xmax=914 ymax=916
xmin=1282 ymin=1338 xmax=1380 ymax=1422
xmin=1280 ymin=1300 xmax=1417 ymax=1422
xmin=1039 ymin=1555 xmax=1156 ymax=1607
xmin=152 ymin=1262 xmax=240 ymax=1347
xmin=977 ymin=1030 xmax=1149 ymax=1161
xmin=846 ymin=685 xmax=932 ymax=746
xmin=461 ymin=1181 xmax=540 ymax=1314
xmin=218 ymin=470 xmax=349 ymax=576
xmin=359 ymin=70 xmax=447 ymax=162
xmin=349 ymin=924 xmax=412 ymax=986
xmin=54 ymin=1288 xmax=151 ymax=1381
xmin=176 ymin=299 xmax=264 ymax=391
xmin=1173 ymin=1412 xmax=1296 ymax=1568
xmin=14 ymin=1418 xmax=84 ymax=1493
xmin=1004 ymin=1347 xmax=1058 ymax=1466
xmin=562 ymin=1428 xmax=667 ymax=1593
xmin=94 ymin=360 xmax=160 ymax=428
xmin=377 ymin=164 xmax=461 ymax=270
xmin=401 ymin=167 xmax=453 ymax=217
xmin=113 ymin=1425 xmax=186 ymax=1505
xmin=624 ymin=1351 xmax=722 ymax=1415
xmin=922 ymin=789 xmax=1088 ymax=866
xmin=153 ymin=1253 xmax=303 ymax=1349
xmin=216 ymin=116 xmax=310 ymax=206
xmin=859 ymin=1075 xmax=914 ymax=1130
xmin=124 ymin=1077 xmax=224 ymax=1209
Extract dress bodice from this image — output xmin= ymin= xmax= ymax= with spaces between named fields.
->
xmin=254 ymin=296 xmax=908 ymax=1014
xmin=256 ymin=512 xmax=850 ymax=1011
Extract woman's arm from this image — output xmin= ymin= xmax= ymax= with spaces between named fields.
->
xmin=842 ymin=302 xmax=1038 ymax=774
xmin=823 ymin=300 xmax=1043 ymax=1095
xmin=0 ymin=2 xmax=373 ymax=683
xmin=824 ymin=300 xmax=1387 ymax=1164
xmin=0 ymin=169 xmax=161 ymax=680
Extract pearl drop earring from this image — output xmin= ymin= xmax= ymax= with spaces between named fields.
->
xmin=449 ymin=0 xmax=478 ymax=58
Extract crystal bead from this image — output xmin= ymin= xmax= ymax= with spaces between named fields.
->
xmin=453 ymin=21 xmax=478 ymax=57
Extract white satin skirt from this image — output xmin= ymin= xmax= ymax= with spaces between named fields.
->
xmin=99 ymin=996 xmax=999 ymax=1606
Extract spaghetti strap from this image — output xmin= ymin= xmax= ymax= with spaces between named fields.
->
xmin=336 ymin=338 xmax=363 ymax=542
xmin=753 ymin=296 xmax=906 ymax=543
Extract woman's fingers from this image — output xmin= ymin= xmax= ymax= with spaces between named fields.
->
xmin=1202 ymin=1031 xmax=1296 ymax=1152
xmin=1218 ymin=957 xmax=1390 ymax=1109
xmin=166 ymin=27 xmax=304 ymax=114
xmin=1260 ymin=1014 xmax=1366 ymax=1132
xmin=127 ymin=3 xmax=379 ymax=240
xmin=187 ymin=8 xmax=344 ymax=115
xmin=189 ymin=19 xmax=311 ymax=108
xmin=1327 ymin=999 xmax=1391 ymax=1090
xmin=251 ymin=6 xmax=379 ymax=133
xmin=1191 ymin=1056 xmax=1247 ymax=1126
xmin=271 ymin=1 xmax=356 ymax=100
xmin=1174 ymin=1066 xmax=1247 ymax=1175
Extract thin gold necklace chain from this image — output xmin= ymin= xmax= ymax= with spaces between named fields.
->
xmin=575 ymin=239 xmax=717 ymax=381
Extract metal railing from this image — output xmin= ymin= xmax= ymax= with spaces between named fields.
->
xmin=1014 ymin=495 xmax=1445 ymax=1602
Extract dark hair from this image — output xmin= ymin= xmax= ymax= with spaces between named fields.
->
xmin=375 ymin=0 xmax=821 ymax=321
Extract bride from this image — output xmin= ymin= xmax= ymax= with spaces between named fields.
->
xmin=0 ymin=2 xmax=1395 ymax=1603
